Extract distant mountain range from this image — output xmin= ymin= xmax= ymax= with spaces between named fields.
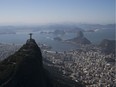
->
xmin=77 ymin=24 xmax=115 ymax=30
xmin=0 ymin=23 xmax=115 ymax=34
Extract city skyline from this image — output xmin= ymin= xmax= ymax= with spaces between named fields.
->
xmin=0 ymin=0 xmax=115 ymax=25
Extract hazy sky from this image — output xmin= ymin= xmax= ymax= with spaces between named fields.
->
xmin=0 ymin=0 xmax=115 ymax=25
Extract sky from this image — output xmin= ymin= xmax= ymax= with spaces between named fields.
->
xmin=0 ymin=0 xmax=115 ymax=25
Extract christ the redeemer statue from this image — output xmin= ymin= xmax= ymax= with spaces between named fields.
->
xmin=29 ymin=33 xmax=33 ymax=39
xmin=26 ymin=33 xmax=36 ymax=44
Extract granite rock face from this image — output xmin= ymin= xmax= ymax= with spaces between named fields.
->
xmin=99 ymin=39 xmax=115 ymax=54
xmin=66 ymin=31 xmax=91 ymax=45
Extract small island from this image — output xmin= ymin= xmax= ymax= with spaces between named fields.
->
xmin=53 ymin=37 xmax=62 ymax=41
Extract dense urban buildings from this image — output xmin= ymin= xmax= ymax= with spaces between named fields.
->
xmin=0 ymin=42 xmax=115 ymax=87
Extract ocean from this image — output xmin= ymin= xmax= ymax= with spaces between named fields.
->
xmin=0 ymin=28 xmax=115 ymax=51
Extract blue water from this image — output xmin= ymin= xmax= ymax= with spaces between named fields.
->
xmin=0 ymin=32 xmax=79 ymax=51
xmin=84 ymin=29 xmax=115 ymax=44
xmin=0 ymin=29 xmax=115 ymax=51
